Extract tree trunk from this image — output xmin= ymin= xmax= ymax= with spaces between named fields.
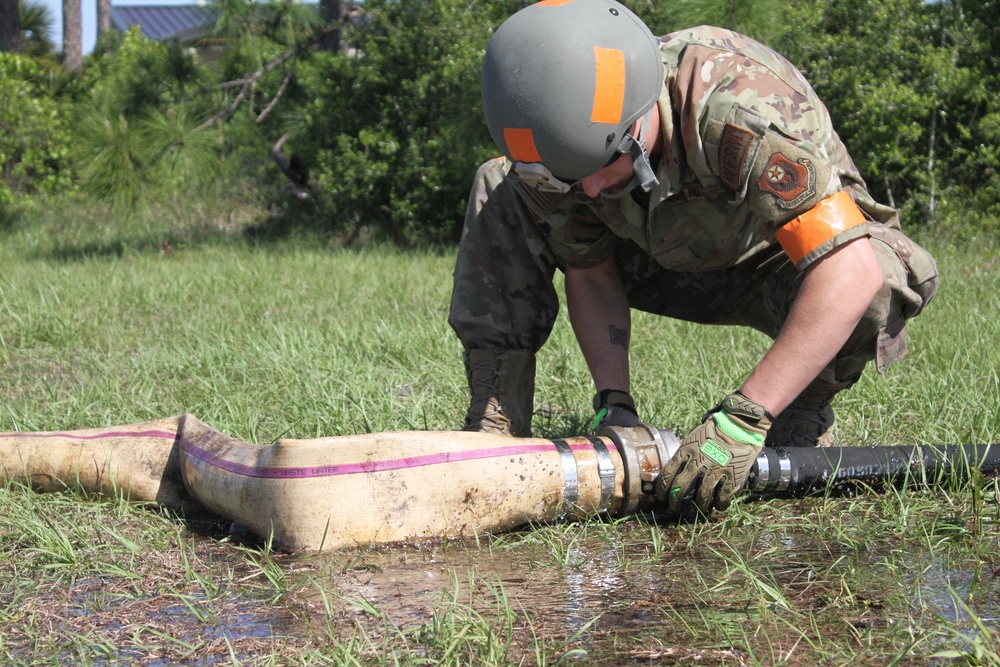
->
xmin=0 ymin=0 xmax=21 ymax=53
xmin=63 ymin=0 xmax=82 ymax=71
xmin=318 ymin=0 xmax=341 ymax=52
xmin=97 ymin=0 xmax=112 ymax=39
xmin=926 ymin=104 xmax=938 ymax=221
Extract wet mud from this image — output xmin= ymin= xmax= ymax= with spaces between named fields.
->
xmin=5 ymin=503 xmax=999 ymax=665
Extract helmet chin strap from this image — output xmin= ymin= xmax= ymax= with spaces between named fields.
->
xmin=513 ymin=105 xmax=660 ymax=201
xmin=605 ymin=105 xmax=660 ymax=198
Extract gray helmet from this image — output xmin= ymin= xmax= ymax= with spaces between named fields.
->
xmin=482 ymin=0 xmax=664 ymax=185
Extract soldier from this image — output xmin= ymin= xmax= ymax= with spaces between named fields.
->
xmin=448 ymin=0 xmax=938 ymax=516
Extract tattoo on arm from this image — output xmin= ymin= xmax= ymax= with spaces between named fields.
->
xmin=609 ymin=324 xmax=629 ymax=349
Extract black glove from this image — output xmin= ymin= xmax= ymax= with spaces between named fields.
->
xmin=592 ymin=389 xmax=642 ymax=430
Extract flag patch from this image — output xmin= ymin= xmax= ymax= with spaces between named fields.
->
xmin=719 ymin=123 xmax=755 ymax=191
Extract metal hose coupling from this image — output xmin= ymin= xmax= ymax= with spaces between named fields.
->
xmin=747 ymin=447 xmax=792 ymax=494
xmin=596 ymin=423 xmax=680 ymax=517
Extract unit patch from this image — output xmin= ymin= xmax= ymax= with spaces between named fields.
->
xmin=719 ymin=123 xmax=756 ymax=191
xmin=758 ymin=152 xmax=816 ymax=208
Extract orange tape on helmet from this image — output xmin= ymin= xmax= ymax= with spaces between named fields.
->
xmin=504 ymin=128 xmax=543 ymax=163
xmin=591 ymin=47 xmax=626 ymax=124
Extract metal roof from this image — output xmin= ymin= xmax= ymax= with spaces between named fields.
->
xmin=110 ymin=5 xmax=216 ymax=42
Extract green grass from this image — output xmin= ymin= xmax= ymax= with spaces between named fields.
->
xmin=1 ymin=199 xmax=999 ymax=665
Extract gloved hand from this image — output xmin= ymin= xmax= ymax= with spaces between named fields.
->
xmin=592 ymin=389 xmax=642 ymax=430
xmin=656 ymin=393 xmax=771 ymax=516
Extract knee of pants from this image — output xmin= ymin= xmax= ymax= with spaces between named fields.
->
xmin=448 ymin=318 xmax=553 ymax=355
xmin=832 ymin=229 xmax=938 ymax=381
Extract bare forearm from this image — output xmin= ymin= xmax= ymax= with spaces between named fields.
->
xmin=741 ymin=238 xmax=883 ymax=415
xmin=565 ymin=259 xmax=631 ymax=391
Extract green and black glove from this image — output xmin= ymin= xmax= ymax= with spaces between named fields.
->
xmin=656 ymin=393 xmax=772 ymax=516
xmin=592 ymin=389 xmax=642 ymax=430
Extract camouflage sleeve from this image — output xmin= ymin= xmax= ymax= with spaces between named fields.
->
xmin=508 ymin=166 xmax=620 ymax=270
xmin=670 ymin=31 xmax=871 ymax=270
xmin=545 ymin=215 xmax=621 ymax=270
xmin=706 ymin=104 xmax=870 ymax=270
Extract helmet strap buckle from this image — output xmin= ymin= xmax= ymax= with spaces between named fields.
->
xmin=512 ymin=162 xmax=574 ymax=193
xmin=614 ymin=106 xmax=659 ymax=194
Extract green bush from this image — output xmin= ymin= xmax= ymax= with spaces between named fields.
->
xmin=774 ymin=0 xmax=1000 ymax=235
xmin=84 ymin=27 xmax=210 ymax=116
xmin=0 ymin=53 xmax=74 ymax=204
xmin=6 ymin=0 xmax=997 ymax=245
xmin=285 ymin=0 xmax=519 ymax=245
xmin=72 ymin=28 xmax=225 ymax=205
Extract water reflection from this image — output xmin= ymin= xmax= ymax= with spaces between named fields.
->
xmin=204 ymin=512 xmax=1000 ymax=662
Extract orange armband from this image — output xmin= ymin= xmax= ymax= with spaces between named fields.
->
xmin=775 ymin=191 xmax=867 ymax=265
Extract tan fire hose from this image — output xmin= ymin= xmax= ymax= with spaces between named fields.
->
xmin=0 ymin=415 xmax=677 ymax=551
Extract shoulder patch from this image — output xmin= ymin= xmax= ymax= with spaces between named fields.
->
xmin=719 ymin=123 xmax=755 ymax=191
xmin=758 ymin=153 xmax=816 ymax=208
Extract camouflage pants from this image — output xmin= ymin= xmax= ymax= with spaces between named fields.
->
xmin=449 ymin=158 xmax=939 ymax=387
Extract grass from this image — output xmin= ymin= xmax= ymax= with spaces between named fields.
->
xmin=0 ymin=197 xmax=999 ymax=664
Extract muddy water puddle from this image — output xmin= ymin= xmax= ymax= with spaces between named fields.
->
xmin=285 ymin=512 xmax=1000 ymax=663
xmin=12 ymin=506 xmax=999 ymax=665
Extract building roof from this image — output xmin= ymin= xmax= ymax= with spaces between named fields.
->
xmin=110 ymin=5 xmax=216 ymax=42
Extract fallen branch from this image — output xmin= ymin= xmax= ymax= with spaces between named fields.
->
xmin=257 ymin=71 xmax=292 ymax=125
xmin=197 ymin=22 xmax=342 ymax=130
xmin=270 ymin=132 xmax=311 ymax=200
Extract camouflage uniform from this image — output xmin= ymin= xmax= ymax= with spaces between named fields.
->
xmin=450 ymin=27 xmax=938 ymax=435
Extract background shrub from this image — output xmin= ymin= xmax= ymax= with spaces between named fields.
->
xmin=3 ymin=0 xmax=998 ymax=244
xmin=0 ymin=53 xmax=74 ymax=204
xmin=283 ymin=0 xmax=520 ymax=245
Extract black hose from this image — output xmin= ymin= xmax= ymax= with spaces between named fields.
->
xmin=746 ymin=444 xmax=1000 ymax=499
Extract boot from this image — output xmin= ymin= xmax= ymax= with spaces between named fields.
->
xmin=462 ymin=348 xmax=535 ymax=437
xmin=766 ymin=377 xmax=850 ymax=448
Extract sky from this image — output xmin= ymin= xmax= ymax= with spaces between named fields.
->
xmin=37 ymin=0 xmax=194 ymax=54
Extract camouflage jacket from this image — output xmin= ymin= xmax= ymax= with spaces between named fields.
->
xmin=508 ymin=26 xmax=897 ymax=273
